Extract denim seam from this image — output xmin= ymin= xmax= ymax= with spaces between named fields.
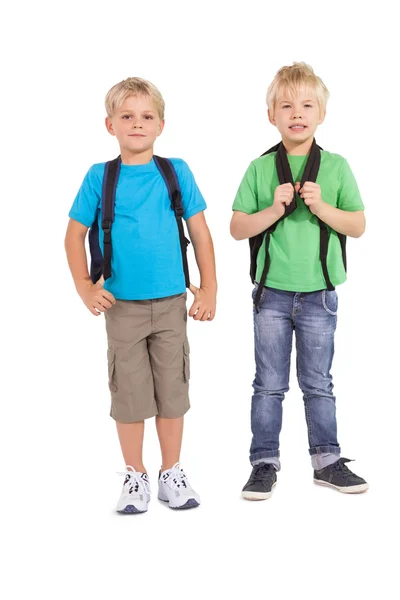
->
xmin=296 ymin=347 xmax=314 ymax=448
xmin=322 ymin=290 xmax=338 ymax=316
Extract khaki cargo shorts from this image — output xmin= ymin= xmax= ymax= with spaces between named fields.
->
xmin=104 ymin=293 xmax=190 ymax=423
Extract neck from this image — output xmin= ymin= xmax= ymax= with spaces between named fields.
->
xmin=282 ymin=137 xmax=314 ymax=156
xmin=120 ymin=147 xmax=154 ymax=165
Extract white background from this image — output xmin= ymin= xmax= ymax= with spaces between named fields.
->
xmin=2 ymin=0 xmax=399 ymax=597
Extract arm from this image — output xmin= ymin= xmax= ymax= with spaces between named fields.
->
xmin=230 ymin=206 xmax=281 ymax=240
xmin=314 ymin=204 xmax=365 ymax=238
xmin=65 ymin=218 xmax=116 ymax=315
xmin=231 ymin=181 xmax=295 ymax=240
xmin=298 ymin=182 xmax=366 ymax=238
xmin=186 ymin=212 xmax=217 ymax=321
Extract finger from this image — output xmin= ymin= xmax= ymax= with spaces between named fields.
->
xmin=96 ymin=296 xmax=113 ymax=310
xmin=102 ymin=290 xmax=116 ymax=304
xmin=93 ymin=301 xmax=107 ymax=312
xmin=89 ymin=306 xmax=100 ymax=316
xmin=207 ymin=310 xmax=215 ymax=321
xmin=294 ymin=182 xmax=301 ymax=193
xmin=302 ymin=182 xmax=318 ymax=192
xmin=188 ymin=302 xmax=200 ymax=317
xmin=97 ymin=297 xmax=112 ymax=310
xmin=195 ymin=307 xmax=208 ymax=321
xmin=200 ymin=309 xmax=210 ymax=322
xmin=189 ymin=283 xmax=199 ymax=295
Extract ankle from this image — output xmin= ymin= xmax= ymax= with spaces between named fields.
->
xmin=126 ymin=464 xmax=147 ymax=474
xmin=161 ymin=462 xmax=179 ymax=473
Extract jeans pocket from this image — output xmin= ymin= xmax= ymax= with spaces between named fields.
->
xmin=322 ymin=290 xmax=338 ymax=316
xmin=107 ymin=346 xmax=117 ymax=392
xmin=183 ymin=340 xmax=190 ymax=383
xmin=252 ymin=283 xmax=266 ymax=304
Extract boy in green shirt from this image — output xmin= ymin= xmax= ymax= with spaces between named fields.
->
xmin=231 ymin=62 xmax=368 ymax=499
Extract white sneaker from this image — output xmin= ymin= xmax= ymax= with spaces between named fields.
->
xmin=158 ymin=463 xmax=200 ymax=509
xmin=116 ymin=466 xmax=150 ymax=514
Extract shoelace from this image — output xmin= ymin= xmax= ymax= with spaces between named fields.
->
xmin=250 ymin=463 xmax=275 ymax=482
xmin=330 ymin=458 xmax=354 ymax=479
xmin=117 ymin=465 xmax=151 ymax=496
xmin=161 ymin=462 xmax=189 ymax=491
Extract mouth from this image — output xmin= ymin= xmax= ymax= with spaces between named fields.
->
xmin=289 ymin=125 xmax=307 ymax=132
xmin=128 ymin=134 xmax=146 ymax=137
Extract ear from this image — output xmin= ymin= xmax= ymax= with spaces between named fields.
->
xmin=318 ymin=108 xmax=326 ymax=125
xmin=105 ymin=117 xmax=116 ymax=136
xmin=157 ymin=119 xmax=165 ymax=137
xmin=268 ymin=108 xmax=276 ymax=126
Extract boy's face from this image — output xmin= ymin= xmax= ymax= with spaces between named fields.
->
xmin=105 ymin=94 xmax=164 ymax=155
xmin=268 ymin=86 xmax=325 ymax=147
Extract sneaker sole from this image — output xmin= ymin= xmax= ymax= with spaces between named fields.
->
xmin=242 ymin=482 xmax=276 ymax=501
xmin=313 ymin=479 xmax=369 ymax=494
xmin=158 ymin=497 xmax=200 ymax=509
xmin=117 ymin=504 xmax=147 ymax=514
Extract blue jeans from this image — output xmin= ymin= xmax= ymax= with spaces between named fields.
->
xmin=250 ymin=285 xmax=341 ymax=470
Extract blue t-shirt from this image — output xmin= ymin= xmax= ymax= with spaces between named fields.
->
xmin=69 ymin=157 xmax=207 ymax=300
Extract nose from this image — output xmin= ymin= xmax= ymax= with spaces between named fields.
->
xmin=130 ymin=119 xmax=142 ymax=128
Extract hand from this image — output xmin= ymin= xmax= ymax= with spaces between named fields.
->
xmin=296 ymin=181 xmax=324 ymax=216
xmin=77 ymin=279 xmax=116 ymax=316
xmin=188 ymin=284 xmax=216 ymax=321
xmin=272 ymin=183 xmax=295 ymax=218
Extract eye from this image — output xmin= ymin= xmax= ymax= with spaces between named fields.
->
xmin=282 ymin=104 xmax=291 ymax=109
xmin=304 ymin=104 xmax=313 ymax=108
xmin=122 ymin=115 xmax=132 ymax=120
xmin=144 ymin=115 xmax=154 ymax=120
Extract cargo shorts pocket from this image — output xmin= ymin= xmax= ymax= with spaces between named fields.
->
xmin=107 ymin=347 xmax=117 ymax=393
xmin=183 ymin=340 xmax=190 ymax=383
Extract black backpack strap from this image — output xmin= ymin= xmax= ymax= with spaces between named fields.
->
xmin=153 ymin=156 xmax=190 ymax=288
xmin=249 ymin=144 xmax=281 ymax=286
xmin=101 ymin=156 xmax=121 ymax=281
xmin=252 ymin=142 xmax=299 ymax=308
xmin=318 ymin=223 xmax=335 ymax=291
xmin=338 ymin=233 xmax=347 ymax=272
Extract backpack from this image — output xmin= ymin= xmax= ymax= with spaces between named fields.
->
xmin=249 ymin=140 xmax=347 ymax=308
xmin=88 ymin=155 xmax=190 ymax=286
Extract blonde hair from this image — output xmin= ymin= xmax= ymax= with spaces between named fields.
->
xmin=266 ymin=62 xmax=329 ymax=117
xmin=105 ymin=77 xmax=165 ymax=119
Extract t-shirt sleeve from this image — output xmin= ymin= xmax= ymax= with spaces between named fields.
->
xmin=337 ymin=159 xmax=364 ymax=211
xmin=68 ymin=165 xmax=103 ymax=228
xmin=172 ymin=159 xmax=207 ymax=221
xmin=232 ymin=162 xmax=258 ymax=214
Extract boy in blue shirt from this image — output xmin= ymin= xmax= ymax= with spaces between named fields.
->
xmin=65 ymin=78 xmax=217 ymax=513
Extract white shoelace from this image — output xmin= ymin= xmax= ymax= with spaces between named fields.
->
xmin=117 ymin=466 xmax=151 ymax=496
xmin=162 ymin=462 xmax=190 ymax=492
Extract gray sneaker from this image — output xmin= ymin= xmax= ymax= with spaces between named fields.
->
xmin=242 ymin=463 xmax=277 ymax=500
xmin=314 ymin=458 xmax=369 ymax=494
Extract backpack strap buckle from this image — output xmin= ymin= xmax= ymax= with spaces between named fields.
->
xmin=102 ymin=219 xmax=111 ymax=233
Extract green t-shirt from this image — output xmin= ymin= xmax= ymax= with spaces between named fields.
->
xmin=232 ymin=151 xmax=364 ymax=292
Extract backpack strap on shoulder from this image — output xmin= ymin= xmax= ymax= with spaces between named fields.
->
xmin=101 ymin=156 xmax=121 ymax=281
xmin=153 ymin=156 xmax=191 ymax=288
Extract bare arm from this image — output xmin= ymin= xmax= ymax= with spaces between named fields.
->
xmin=186 ymin=212 xmax=217 ymax=321
xmin=299 ymin=182 xmax=366 ymax=238
xmin=64 ymin=218 xmax=116 ymax=315
xmin=314 ymin=205 xmax=365 ymax=238
xmin=230 ymin=182 xmax=294 ymax=240
xmin=230 ymin=206 xmax=281 ymax=240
